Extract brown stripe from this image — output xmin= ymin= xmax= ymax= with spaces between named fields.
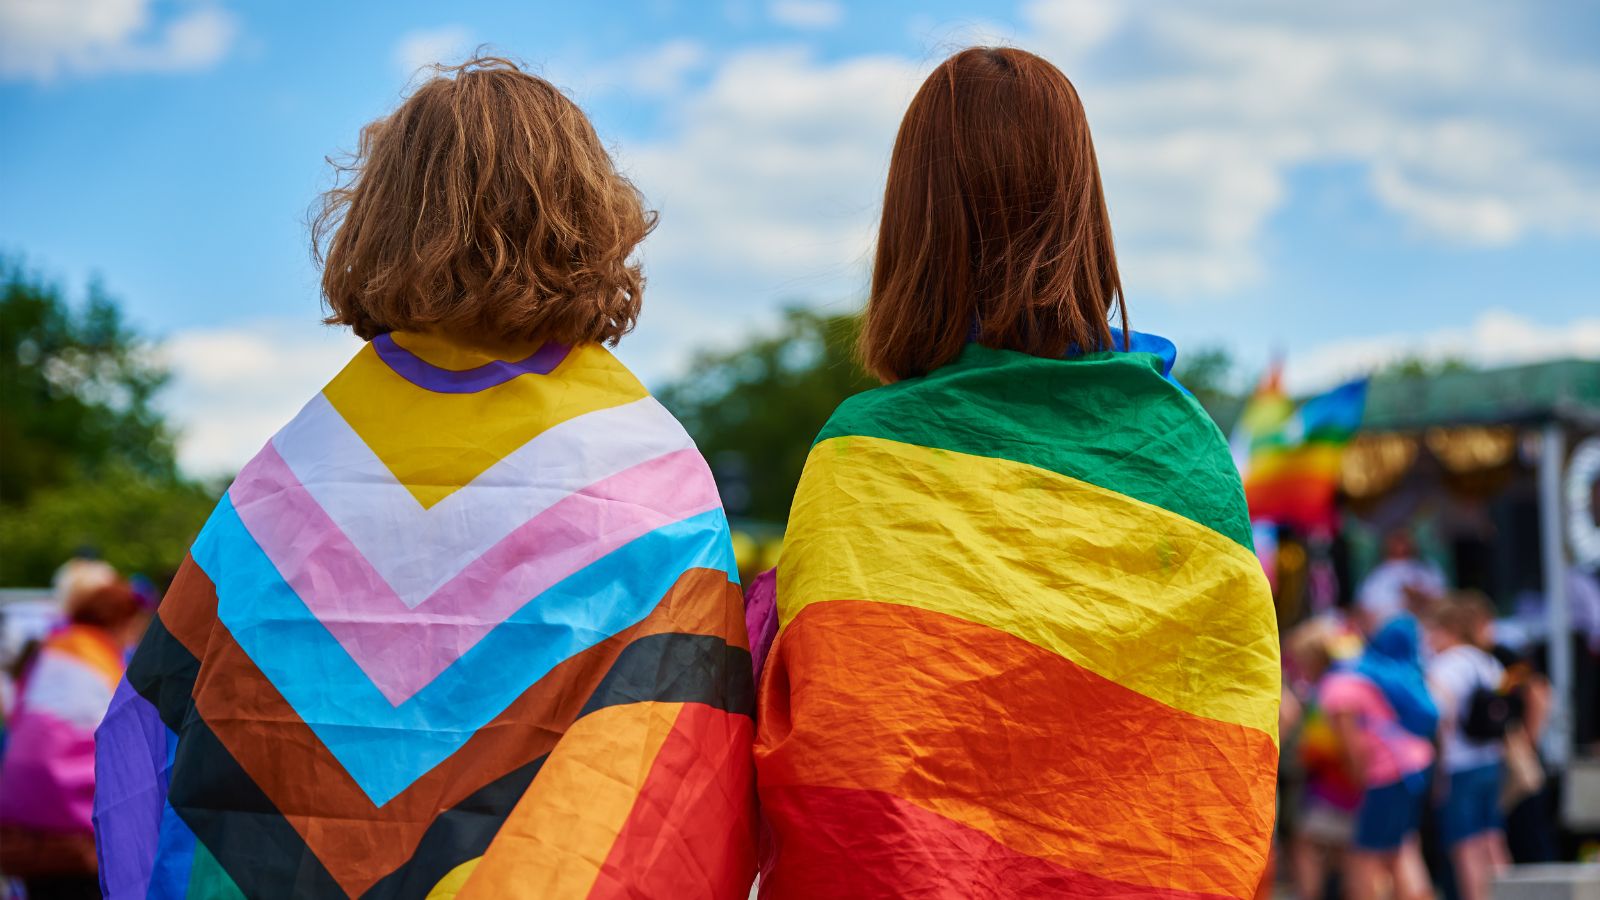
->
xmin=156 ymin=557 xmax=744 ymax=897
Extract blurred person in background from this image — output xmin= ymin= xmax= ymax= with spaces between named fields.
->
xmin=0 ymin=563 xmax=148 ymax=900
xmin=1285 ymin=619 xmax=1363 ymax=899
xmin=1486 ymin=620 xmax=1554 ymax=865
xmin=1357 ymin=529 xmax=1446 ymax=635
xmin=1426 ymin=593 xmax=1510 ymax=900
xmin=1320 ymin=615 xmax=1438 ymax=900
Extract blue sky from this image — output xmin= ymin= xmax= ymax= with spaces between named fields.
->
xmin=3 ymin=0 xmax=1598 ymax=473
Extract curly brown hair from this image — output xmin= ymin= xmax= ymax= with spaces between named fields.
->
xmin=312 ymin=56 xmax=656 ymax=345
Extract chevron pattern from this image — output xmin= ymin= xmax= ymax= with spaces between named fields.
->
xmin=94 ymin=333 xmax=757 ymax=899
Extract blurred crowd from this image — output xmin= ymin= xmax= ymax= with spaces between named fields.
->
xmin=3 ymin=534 xmax=1597 ymax=899
xmin=1278 ymin=529 xmax=1600 ymax=899
xmin=0 ymin=561 xmax=155 ymax=900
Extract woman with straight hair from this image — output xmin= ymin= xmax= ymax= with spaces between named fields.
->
xmin=752 ymin=47 xmax=1280 ymax=898
xmin=1427 ymin=593 xmax=1511 ymax=900
xmin=94 ymin=57 xmax=756 ymax=899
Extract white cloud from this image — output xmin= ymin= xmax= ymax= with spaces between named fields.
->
xmin=613 ymin=47 xmax=924 ymax=373
xmin=0 ymin=0 xmax=236 ymax=81
xmin=1020 ymin=1 xmax=1600 ymax=295
xmin=583 ymin=38 xmax=707 ymax=97
xmin=600 ymin=0 xmax=1600 ymax=348
xmin=768 ymin=0 xmax=843 ymax=30
xmin=392 ymin=25 xmax=473 ymax=78
xmin=1022 ymin=0 xmax=1121 ymax=56
xmin=159 ymin=320 xmax=361 ymax=476
xmin=1287 ymin=311 xmax=1600 ymax=394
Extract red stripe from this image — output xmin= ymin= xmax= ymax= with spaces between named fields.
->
xmin=755 ymin=601 xmax=1276 ymax=897
xmin=758 ymin=785 xmax=1231 ymax=900
xmin=1245 ymin=472 xmax=1338 ymax=529
xmin=588 ymin=703 xmax=758 ymax=899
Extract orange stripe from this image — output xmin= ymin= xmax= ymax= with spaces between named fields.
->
xmin=47 ymin=625 xmax=124 ymax=686
xmin=755 ymin=600 xmax=1276 ymax=898
xmin=588 ymin=703 xmax=757 ymax=899
xmin=759 ymin=785 xmax=1230 ymax=900
xmin=459 ymin=702 xmax=682 ymax=898
xmin=153 ymin=557 xmax=745 ymax=896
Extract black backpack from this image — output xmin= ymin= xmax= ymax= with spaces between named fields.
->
xmin=1461 ymin=681 xmax=1524 ymax=741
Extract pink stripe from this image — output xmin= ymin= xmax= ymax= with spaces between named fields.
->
xmin=229 ymin=445 xmax=720 ymax=705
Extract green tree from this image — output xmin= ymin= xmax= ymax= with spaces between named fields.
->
xmin=1374 ymin=354 xmax=1473 ymax=381
xmin=0 ymin=463 xmax=216 ymax=584
xmin=656 ymin=308 xmax=875 ymax=523
xmin=0 ymin=259 xmax=218 ymax=585
xmin=1 ymin=259 xmax=177 ymax=505
xmin=1173 ymin=345 xmax=1240 ymax=426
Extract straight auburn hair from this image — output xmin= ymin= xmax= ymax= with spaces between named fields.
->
xmin=860 ymin=47 xmax=1126 ymax=383
xmin=313 ymin=56 xmax=655 ymax=345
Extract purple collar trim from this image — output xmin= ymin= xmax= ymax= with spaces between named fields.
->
xmin=372 ymin=333 xmax=571 ymax=394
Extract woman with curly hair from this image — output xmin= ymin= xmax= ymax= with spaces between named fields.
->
xmin=94 ymin=57 xmax=755 ymax=899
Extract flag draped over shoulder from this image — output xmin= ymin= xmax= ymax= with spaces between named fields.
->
xmin=93 ymin=333 xmax=756 ymax=899
xmin=755 ymin=342 xmax=1281 ymax=899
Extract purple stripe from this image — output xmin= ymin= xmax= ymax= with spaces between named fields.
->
xmin=372 ymin=333 xmax=570 ymax=393
xmin=745 ymin=568 xmax=779 ymax=684
xmin=93 ymin=678 xmax=171 ymax=900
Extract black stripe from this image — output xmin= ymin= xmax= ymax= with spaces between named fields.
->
xmin=359 ymin=756 xmax=546 ymax=900
xmin=125 ymin=615 xmax=199 ymax=732
xmin=130 ymin=617 xmax=344 ymax=897
xmin=364 ymin=632 xmax=754 ymax=898
xmin=169 ymin=722 xmax=347 ymax=897
xmin=131 ymin=622 xmax=752 ymax=900
xmin=579 ymin=629 xmax=756 ymax=720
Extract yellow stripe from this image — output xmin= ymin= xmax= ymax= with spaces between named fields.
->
xmin=1247 ymin=443 xmax=1344 ymax=480
xmin=322 ymin=342 xmax=647 ymax=508
xmin=460 ymin=702 xmax=682 ymax=899
xmin=780 ymin=435 xmax=1280 ymax=739
xmin=426 ymin=859 xmax=480 ymax=899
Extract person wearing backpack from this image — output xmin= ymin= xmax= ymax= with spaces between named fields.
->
xmin=1425 ymin=592 xmax=1510 ymax=900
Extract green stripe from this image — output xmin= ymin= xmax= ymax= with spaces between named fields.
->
xmin=186 ymin=840 xmax=246 ymax=900
xmin=815 ymin=344 xmax=1253 ymax=548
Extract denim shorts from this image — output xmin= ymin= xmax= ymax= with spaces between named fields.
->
xmin=1441 ymin=762 xmax=1504 ymax=846
xmin=1353 ymin=776 xmax=1425 ymax=852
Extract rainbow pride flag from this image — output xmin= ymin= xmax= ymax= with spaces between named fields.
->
xmin=756 ymin=343 xmax=1281 ymax=898
xmin=1235 ymin=367 xmax=1368 ymax=533
xmin=94 ymin=333 xmax=756 ymax=898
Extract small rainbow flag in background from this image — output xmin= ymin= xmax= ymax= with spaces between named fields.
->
xmin=1233 ymin=363 xmax=1368 ymax=533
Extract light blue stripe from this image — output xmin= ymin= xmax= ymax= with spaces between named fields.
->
xmin=190 ymin=496 xmax=736 ymax=805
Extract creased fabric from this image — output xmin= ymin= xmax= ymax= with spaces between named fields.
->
xmin=94 ymin=332 xmax=756 ymax=899
xmin=756 ymin=342 xmax=1281 ymax=899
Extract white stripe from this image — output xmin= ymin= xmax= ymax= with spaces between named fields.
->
xmin=270 ymin=395 xmax=695 ymax=608
xmin=22 ymin=649 xmax=115 ymax=730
